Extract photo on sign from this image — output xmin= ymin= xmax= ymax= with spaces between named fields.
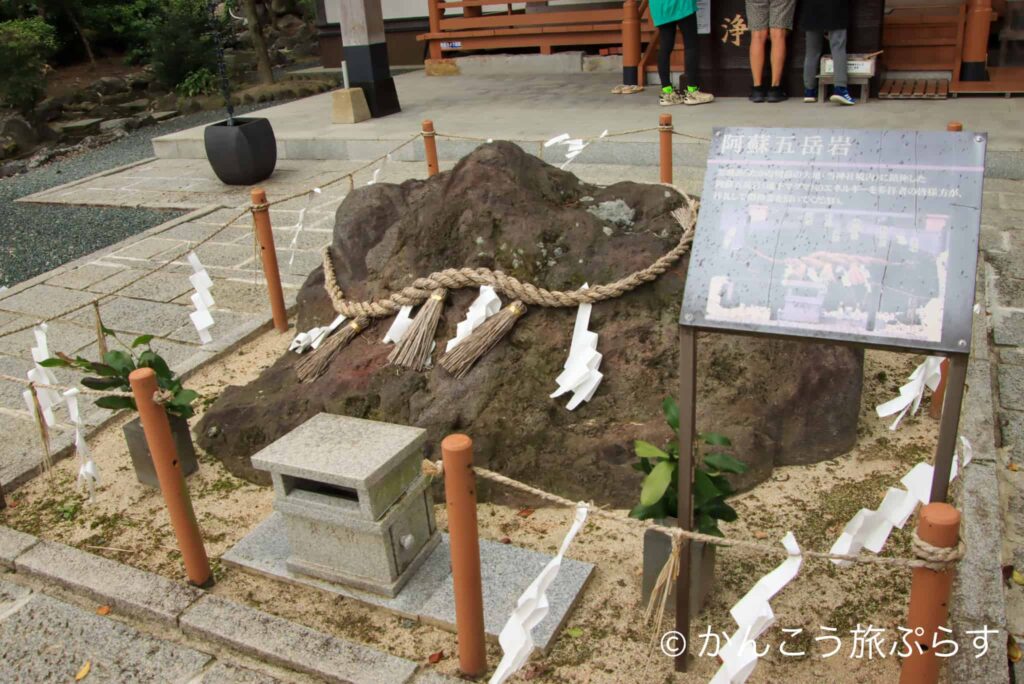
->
xmin=704 ymin=204 xmax=949 ymax=343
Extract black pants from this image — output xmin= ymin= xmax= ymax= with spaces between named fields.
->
xmin=658 ymin=13 xmax=700 ymax=90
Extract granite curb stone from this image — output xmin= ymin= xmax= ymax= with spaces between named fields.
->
xmin=14 ymin=539 xmax=203 ymax=626
xmin=0 ymin=525 xmax=38 ymax=569
xmin=180 ymin=594 xmax=419 ymax=684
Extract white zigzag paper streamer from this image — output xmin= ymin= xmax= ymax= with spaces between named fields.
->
xmin=710 ymin=533 xmax=803 ymax=684
xmin=550 ymin=284 xmax=603 ymax=410
xmin=382 ymin=305 xmax=414 ymax=344
xmin=286 ymin=187 xmax=322 ymax=268
xmin=543 ymin=130 xmax=609 ymax=170
xmin=290 ymin=314 xmax=346 ymax=354
xmin=875 ymin=356 xmax=944 ymax=430
xmin=445 ymin=286 xmax=501 ymax=352
xmin=64 ymin=388 xmax=99 ymax=499
xmin=828 ymin=436 xmax=973 ymax=565
xmin=490 ymin=504 xmax=589 ymax=684
xmin=367 ymin=153 xmax=393 ymax=185
xmin=23 ymin=324 xmax=61 ymax=426
xmin=187 ymin=252 xmax=215 ymax=345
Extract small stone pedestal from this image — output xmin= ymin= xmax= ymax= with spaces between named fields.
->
xmin=251 ymin=414 xmax=439 ymax=597
xmin=331 ymin=89 xmax=371 ymax=124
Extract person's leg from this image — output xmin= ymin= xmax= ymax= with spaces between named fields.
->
xmin=769 ymin=27 xmax=788 ymax=86
xmin=680 ymin=13 xmax=700 ymax=90
xmin=747 ymin=0 xmax=769 ymax=98
xmin=803 ymin=30 xmax=823 ymax=99
xmin=828 ymin=29 xmax=855 ymax=104
xmin=657 ymin=22 xmax=676 ymax=89
xmin=749 ymin=30 xmax=768 ymax=86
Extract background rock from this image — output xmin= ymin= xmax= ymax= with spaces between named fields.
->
xmin=196 ymin=142 xmax=864 ymax=505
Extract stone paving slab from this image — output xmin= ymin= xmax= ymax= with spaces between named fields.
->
xmin=0 ymin=526 xmax=38 ymax=569
xmin=180 ymin=594 xmax=419 ymax=684
xmin=0 ymin=581 xmax=212 ymax=683
xmin=195 ymin=661 xmax=287 ymax=684
xmin=224 ymin=511 xmax=594 ymax=653
xmin=15 ymin=539 xmax=203 ymax=626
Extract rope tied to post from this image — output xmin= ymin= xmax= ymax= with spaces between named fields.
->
xmin=250 ymin=202 xmax=270 ymax=213
xmin=421 ymin=458 xmax=967 ymax=572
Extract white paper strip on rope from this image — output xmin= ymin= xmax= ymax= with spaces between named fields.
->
xmin=875 ymin=356 xmax=944 ymax=430
xmin=490 ymin=504 xmax=589 ymax=684
xmin=367 ymin=153 xmax=393 ymax=185
xmin=544 ymin=131 xmax=609 ymax=170
xmin=286 ymin=187 xmax=322 ymax=268
xmin=710 ymin=533 xmax=803 ymax=684
xmin=445 ymin=286 xmax=502 ymax=352
xmin=828 ymin=437 xmax=973 ymax=566
xmin=290 ymin=314 xmax=347 ymax=354
xmin=382 ymin=305 xmax=414 ymax=344
xmin=186 ymin=252 xmax=215 ymax=345
xmin=63 ymin=388 xmax=99 ymax=499
xmin=24 ymin=324 xmax=61 ymax=425
xmin=550 ymin=284 xmax=603 ymax=410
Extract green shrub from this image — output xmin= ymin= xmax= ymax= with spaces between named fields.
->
xmin=176 ymin=67 xmax=217 ymax=97
xmin=82 ymin=0 xmax=165 ymax=64
xmin=148 ymin=0 xmax=219 ymax=90
xmin=0 ymin=18 xmax=58 ymax=113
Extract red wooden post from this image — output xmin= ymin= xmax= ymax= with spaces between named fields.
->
xmin=899 ymin=503 xmax=961 ymax=684
xmin=622 ymin=0 xmax=641 ymax=86
xmin=659 ymin=114 xmax=673 ymax=185
xmin=442 ymin=434 xmax=486 ymax=677
xmin=250 ymin=189 xmax=289 ymax=333
xmin=427 ymin=0 xmax=443 ymax=61
xmin=128 ymin=368 xmax=212 ymax=587
xmin=422 ymin=120 xmax=440 ymax=177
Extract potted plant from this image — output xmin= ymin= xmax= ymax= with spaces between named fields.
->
xmin=43 ymin=334 xmax=200 ymax=489
xmin=202 ymin=0 xmax=276 ymax=185
xmin=630 ymin=397 xmax=747 ymax=617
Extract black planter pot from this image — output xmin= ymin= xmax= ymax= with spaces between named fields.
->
xmin=204 ymin=117 xmax=277 ymax=185
xmin=123 ymin=415 xmax=199 ymax=489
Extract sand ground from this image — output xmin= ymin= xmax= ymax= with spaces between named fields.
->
xmin=1 ymin=320 xmax=942 ymax=683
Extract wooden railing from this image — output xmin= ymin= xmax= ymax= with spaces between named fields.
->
xmin=419 ymin=0 xmax=655 ymax=60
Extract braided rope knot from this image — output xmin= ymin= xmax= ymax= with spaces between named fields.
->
xmin=250 ymin=203 xmax=270 ymax=213
xmin=911 ymin=531 xmax=966 ymax=571
xmin=322 ymin=199 xmax=699 ymax=319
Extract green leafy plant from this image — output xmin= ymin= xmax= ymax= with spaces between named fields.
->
xmin=0 ymin=17 xmax=58 ymax=113
xmin=629 ymin=397 xmax=747 ymax=537
xmin=176 ymin=66 xmax=216 ymax=97
xmin=42 ymin=331 xmax=199 ymax=419
xmin=148 ymin=0 xmax=219 ymax=90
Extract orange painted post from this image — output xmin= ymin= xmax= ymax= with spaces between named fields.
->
xmin=128 ymin=368 xmax=212 ymax=588
xmin=899 ymin=503 xmax=961 ymax=684
xmin=659 ymin=114 xmax=673 ymax=184
xmin=961 ymin=0 xmax=992 ymax=82
xmin=250 ymin=189 xmax=289 ymax=333
xmin=442 ymin=434 xmax=486 ymax=677
xmin=622 ymin=0 xmax=641 ymax=86
xmin=929 ymin=358 xmax=950 ymax=419
xmin=427 ymin=0 xmax=443 ymax=61
xmin=422 ymin=120 xmax=440 ymax=177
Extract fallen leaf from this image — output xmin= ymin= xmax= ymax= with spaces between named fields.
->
xmin=1009 ymin=636 xmax=1022 ymax=663
xmin=1010 ymin=463 xmax=1020 ymax=472
xmin=1014 ymin=570 xmax=1024 ymax=587
xmin=96 ymin=605 xmax=111 ymax=616
xmin=499 ymin=536 xmax=511 ymax=544
xmin=565 ymin=626 xmax=583 ymax=638
xmin=75 ymin=660 xmax=91 ymax=681
xmin=427 ymin=650 xmax=444 ymax=664
xmin=517 ymin=508 xmax=535 ymax=518
xmin=753 ymin=531 xmax=768 ymax=539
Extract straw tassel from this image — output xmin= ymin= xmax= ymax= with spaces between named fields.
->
xmin=440 ymin=301 xmax=526 ymax=378
xmin=295 ymin=317 xmax=369 ymax=383
xmin=388 ymin=289 xmax=447 ymax=371
xmin=93 ymin=301 xmax=108 ymax=357
xmin=28 ymin=383 xmax=53 ymax=472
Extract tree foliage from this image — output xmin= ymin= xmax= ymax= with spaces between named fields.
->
xmin=0 ymin=17 xmax=57 ymax=112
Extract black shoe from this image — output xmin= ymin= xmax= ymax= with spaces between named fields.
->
xmin=749 ymin=86 xmax=766 ymax=103
xmin=766 ymin=86 xmax=788 ymax=103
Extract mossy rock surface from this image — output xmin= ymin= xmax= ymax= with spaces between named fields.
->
xmin=197 ymin=142 xmax=863 ymax=503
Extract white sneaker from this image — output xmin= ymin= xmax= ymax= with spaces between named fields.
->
xmin=659 ymin=89 xmax=686 ymax=106
xmin=683 ymin=89 xmax=714 ymax=105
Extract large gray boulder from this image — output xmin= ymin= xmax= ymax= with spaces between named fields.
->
xmin=196 ymin=142 xmax=863 ymax=505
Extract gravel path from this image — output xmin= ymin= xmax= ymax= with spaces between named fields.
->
xmin=0 ymin=103 xmax=277 ymax=288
